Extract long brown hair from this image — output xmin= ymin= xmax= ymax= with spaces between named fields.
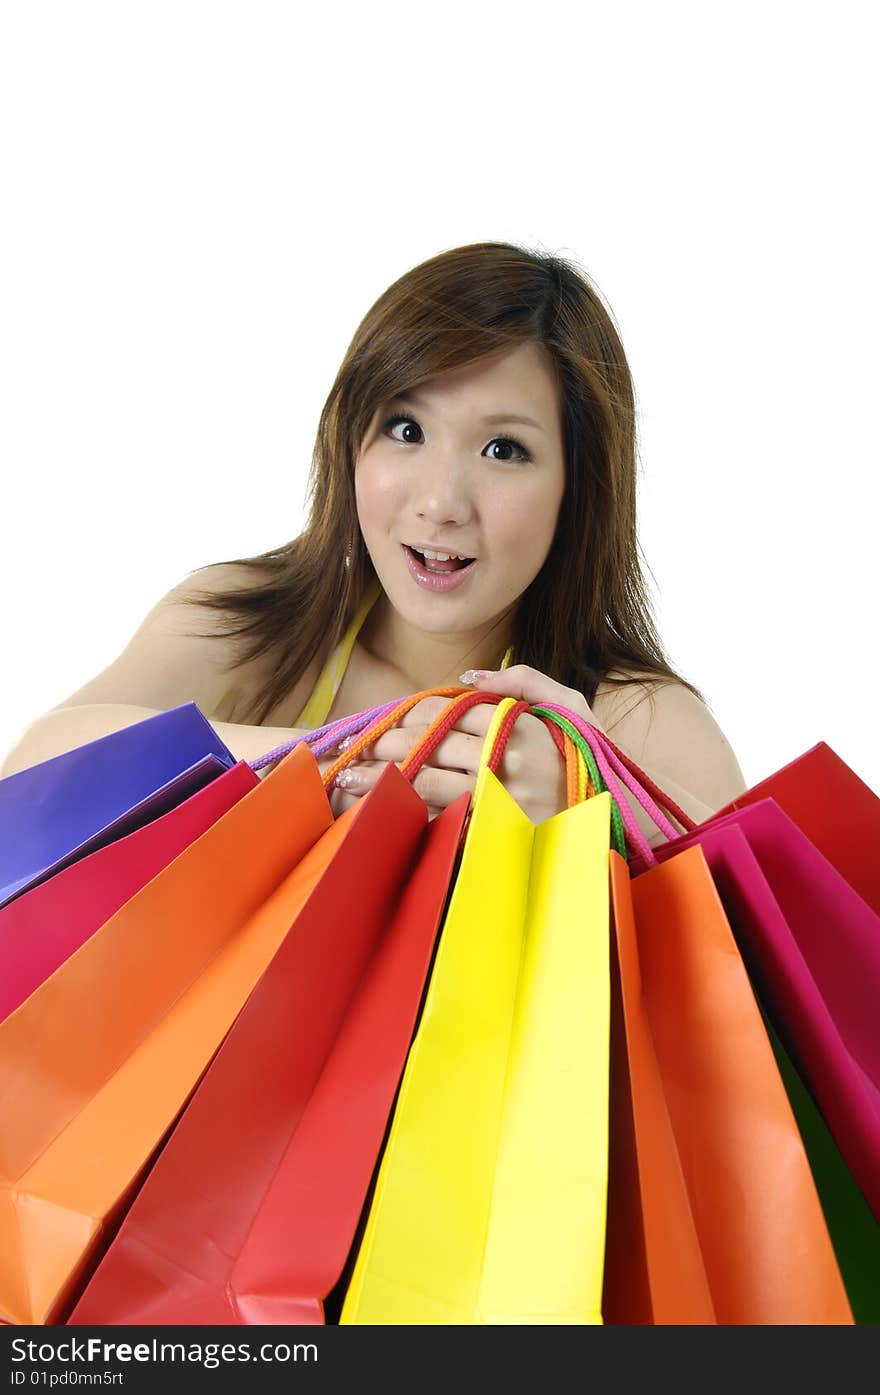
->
xmin=178 ymin=240 xmax=706 ymax=725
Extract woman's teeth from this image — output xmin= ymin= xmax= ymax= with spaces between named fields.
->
xmin=409 ymin=546 xmax=473 ymax=573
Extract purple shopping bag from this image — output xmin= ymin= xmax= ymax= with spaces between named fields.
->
xmin=0 ymin=702 xmax=235 ymax=909
xmin=0 ymin=761 xmax=257 ymax=1024
xmin=630 ymin=798 xmax=880 ymax=1220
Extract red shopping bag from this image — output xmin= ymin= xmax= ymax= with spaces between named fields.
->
xmin=68 ymin=766 xmax=468 ymax=1325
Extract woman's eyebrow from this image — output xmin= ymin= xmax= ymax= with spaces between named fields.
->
xmin=390 ymin=392 xmax=545 ymax=433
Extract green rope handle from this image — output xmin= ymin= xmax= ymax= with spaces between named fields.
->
xmin=532 ymin=704 xmax=629 ymax=860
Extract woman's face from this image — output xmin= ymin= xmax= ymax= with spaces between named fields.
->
xmin=354 ymin=342 xmax=567 ymax=638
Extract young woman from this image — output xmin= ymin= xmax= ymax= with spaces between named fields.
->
xmin=1 ymin=241 xmax=748 ymax=840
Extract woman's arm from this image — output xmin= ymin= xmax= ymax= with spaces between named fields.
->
xmin=0 ymin=704 xmax=312 ymax=779
xmin=0 ymin=563 xmax=329 ymax=785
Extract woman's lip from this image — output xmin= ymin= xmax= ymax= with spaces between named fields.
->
xmin=405 ymin=542 xmax=477 ymax=558
xmin=401 ymin=543 xmax=477 ymax=592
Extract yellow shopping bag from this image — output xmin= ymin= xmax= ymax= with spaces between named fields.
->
xmin=341 ymin=697 xmax=612 ymax=1324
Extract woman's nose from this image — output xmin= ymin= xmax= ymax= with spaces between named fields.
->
xmin=411 ymin=456 xmax=475 ymax=527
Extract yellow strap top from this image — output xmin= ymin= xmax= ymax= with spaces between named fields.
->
xmin=293 ymin=578 xmax=515 ymax=730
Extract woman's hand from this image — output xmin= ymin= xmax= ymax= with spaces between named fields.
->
xmin=329 ymin=664 xmax=604 ymax=823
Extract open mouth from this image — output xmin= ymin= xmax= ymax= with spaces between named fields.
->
xmin=401 ymin=544 xmax=478 ymax=591
xmin=403 ymin=545 xmax=475 ymax=573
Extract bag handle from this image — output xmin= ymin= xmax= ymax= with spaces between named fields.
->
xmin=533 ymin=706 xmax=687 ymax=865
xmin=319 ymin=687 xmax=632 ymax=850
xmin=403 ymin=694 xmax=619 ymax=839
xmin=493 ymin=702 xmax=633 ymax=855
xmin=598 ymin=728 xmax=698 ymax=832
xmin=575 ymin=740 xmax=594 ymax=801
xmin=254 ymin=682 xmax=670 ymax=866
xmin=316 ymin=686 xmax=534 ymax=791
xmin=320 ymin=686 xmax=468 ymax=789
xmin=400 ymin=695 xmax=584 ymax=810
xmin=485 ymin=699 xmax=535 ymax=773
xmin=248 ymin=698 xmax=403 ymax=773
xmin=252 ymin=687 xmax=702 ymax=844
xmin=548 ymin=724 xmax=595 ymax=809
xmin=546 ymin=721 xmax=582 ymax=809
xmin=402 ymin=692 xmax=546 ymax=795
xmin=536 ymin=704 xmax=695 ymax=836
xmin=399 ymin=691 xmax=507 ymax=780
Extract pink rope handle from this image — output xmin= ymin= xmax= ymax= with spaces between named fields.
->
xmin=595 ymin=729 xmax=697 ymax=833
xmin=557 ymin=715 xmax=659 ymax=864
xmin=555 ymin=708 xmax=683 ymax=839
xmin=252 ymin=686 xmax=692 ymax=868
xmin=530 ymin=707 xmax=662 ymax=863
xmin=248 ymin=700 xmax=401 ymax=771
xmin=540 ymin=704 xmax=683 ymax=845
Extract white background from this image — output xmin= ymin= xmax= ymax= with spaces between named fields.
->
xmin=1 ymin=1 xmax=877 ymax=793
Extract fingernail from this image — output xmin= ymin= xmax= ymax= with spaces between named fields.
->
xmin=459 ymin=669 xmax=494 ymax=684
xmin=333 ymin=769 xmax=359 ymax=790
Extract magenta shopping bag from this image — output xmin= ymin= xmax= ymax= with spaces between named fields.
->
xmin=0 ymin=762 xmax=257 ymax=1024
xmin=630 ymin=798 xmax=880 ymax=1221
xmin=713 ymin=742 xmax=880 ymax=917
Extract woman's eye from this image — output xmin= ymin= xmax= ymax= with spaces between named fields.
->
xmin=383 ymin=414 xmax=423 ymax=446
xmin=485 ymin=437 xmax=531 ymax=464
xmin=381 ymin=413 xmax=532 ymax=463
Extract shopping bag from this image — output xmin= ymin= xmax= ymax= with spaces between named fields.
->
xmin=712 ymin=741 xmax=880 ymax=916
xmin=529 ymin=703 xmax=853 ymax=1322
xmin=0 ymin=761 xmax=257 ymax=1024
xmin=531 ymin=703 xmax=692 ymax=863
xmin=0 ymin=701 xmax=236 ymax=908
xmin=68 ymin=767 xmax=469 ymax=1325
xmin=629 ymin=800 xmax=880 ymax=1224
xmin=340 ymin=696 xmax=612 ymax=1324
xmin=0 ymin=740 xmax=334 ymax=1326
xmin=759 ymin=1004 xmax=880 ymax=1325
xmin=602 ymin=845 xmax=852 ymax=1324
xmin=601 ymin=845 xmax=713 ymax=1324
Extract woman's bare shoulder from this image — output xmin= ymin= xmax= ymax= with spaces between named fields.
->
xmin=170 ymin=562 xmax=289 ymax=721
xmin=591 ymin=666 xmax=670 ymax=731
xmin=48 ymin=562 xmax=265 ymax=719
xmin=169 ymin=561 xmax=261 ymax=614
xmin=593 ymin=666 xmax=748 ymax=811
xmin=186 ymin=564 xmax=327 ymax=727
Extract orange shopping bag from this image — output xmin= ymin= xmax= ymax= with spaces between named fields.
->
xmin=0 ymin=742 xmax=334 ymax=1325
xmin=602 ymin=844 xmax=853 ymax=1325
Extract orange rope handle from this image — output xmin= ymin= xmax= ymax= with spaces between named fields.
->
xmin=541 ymin=719 xmax=574 ymax=809
xmin=563 ymin=730 xmax=581 ymax=808
xmin=321 ymin=685 xmax=466 ymax=788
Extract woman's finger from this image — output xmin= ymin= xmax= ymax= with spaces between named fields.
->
xmin=331 ymin=761 xmax=383 ymax=796
xmin=332 ymin=758 xmax=474 ymax=810
xmin=348 ymin=725 xmax=485 ymax=773
xmin=397 ymin=697 xmax=498 ymax=738
xmin=463 ymin=664 xmax=595 ymax=726
xmin=410 ymin=765 xmax=474 ymax=808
